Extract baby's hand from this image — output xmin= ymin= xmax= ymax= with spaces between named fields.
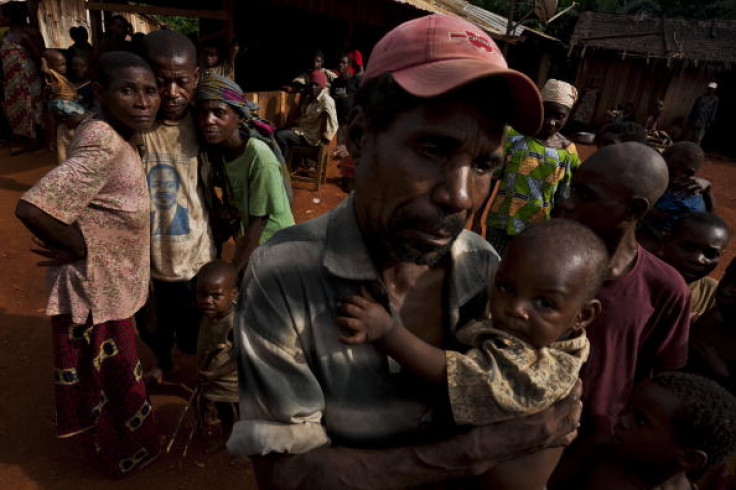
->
xmin=336 ymin=292 xmax=397 ymax=345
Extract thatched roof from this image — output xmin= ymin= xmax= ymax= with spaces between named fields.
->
xmin=571 ymin=11 xmax=736 ymax=66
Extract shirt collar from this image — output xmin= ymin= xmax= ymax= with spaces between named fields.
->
xmin=323 ymin=195 xmax=492 ymax=306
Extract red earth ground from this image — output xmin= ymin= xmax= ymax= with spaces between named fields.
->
xmin=1 ymin=146 xmax=735 ymax=489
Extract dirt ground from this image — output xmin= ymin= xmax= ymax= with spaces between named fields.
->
xmin=0 ymin=147 xmax=347 ymax=490
xmin=1 ymin=146 xmax=734 ymax=489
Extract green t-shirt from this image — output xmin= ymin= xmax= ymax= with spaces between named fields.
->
xmin=224 ymin=138 xmax=295 ymax=244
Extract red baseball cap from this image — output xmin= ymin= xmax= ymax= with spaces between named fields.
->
xmin=309 ymin=69 xmax=328 ymax=89
xmin=363 ymin=14 xmax=543 ymax=135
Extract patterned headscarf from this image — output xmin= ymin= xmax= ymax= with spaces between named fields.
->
xmin=195 ymin=73 xmax=251 ymax=118
xmin=540 ymin=79 xmax=578 ymax=109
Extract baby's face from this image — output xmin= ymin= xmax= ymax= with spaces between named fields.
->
xmin=48 ymin=53 xmax=67 ymax=74
xmin=490 ymin=245 xmax=590 ymax=348
xmin=196 ymin=276 xmax=236 ymax=319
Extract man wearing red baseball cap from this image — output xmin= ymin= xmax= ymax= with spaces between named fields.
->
xmin=229 ymin=15 xmax=580 ymax=489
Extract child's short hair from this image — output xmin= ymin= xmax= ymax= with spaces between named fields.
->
xmin=669 ymin=211 xmax=730 ymax=239
xmin=511 ymin=219 xmax=609 ymax=299
xmin=663 ymin=141 xmax=705 ymax=171
xmin=94 ymin=51 xmax=153 ymax=89
xmin=197 ymin=260 xmax=237 ymax=289
xmin=596 ymin=121 xmax=647 ymax=146
xmin=652 ymin=372 xmax=736 ymax=466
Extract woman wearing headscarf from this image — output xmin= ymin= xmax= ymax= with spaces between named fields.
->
xmin=195 ymin=74 xmax=295 ymax=273
xmin=484 ymin=79 xmax=581 ymax=256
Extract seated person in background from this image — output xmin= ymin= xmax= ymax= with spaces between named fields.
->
xmin=274 ymin=70 xmax=337 ymax=168
xmin=656 ymin=212 xmax=730 ymax=320
xmin=552 ymin=142 xmax=692 ymax=487
xmin=195 ymin=74 xmax=295 ymax=273
xmin=595 ymin=121 xmax=647 ymax=147
xmin=583 ymin=372 xmax=736 ymax=490
xmin=286 ymin=50 xmax=337 ymax=90
xmin=195 ymin=260 xmax=239 ymax=453
xmin=338 ymin=219 xmax=607 ymax=489
xmin=200 ymin=34 xmax=237 ymax=81
xmin=484 ymin=78 xmax=581 ymax=256
xmin=688 ymin=258 xmax=736 ymax=395
xmin=639 ymin=142 xmax=712 ymax=248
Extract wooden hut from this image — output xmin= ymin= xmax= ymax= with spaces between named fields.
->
xmin=31 ymin=0 xmax=162 ymax=48
xmin=568 ymin=11 xmax=736 ymax=148
xmin=231 ymin=0 xmax=561 ymax=91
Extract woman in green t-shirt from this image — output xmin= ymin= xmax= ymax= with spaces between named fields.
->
xmin=195 ymin=74 xmax=295 ymax=273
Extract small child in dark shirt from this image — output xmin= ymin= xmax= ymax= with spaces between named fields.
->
xmin=195 ymin=260 xmax=239 ymax=452
xmin=641 ymin=142 xmax=712 ymax=246
xmin=582 ymin=372 xmax=736 ymax=490
xmin=338 ymin=219 xmax=609 ymax=489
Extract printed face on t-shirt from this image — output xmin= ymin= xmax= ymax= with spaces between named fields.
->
xmin=147 ymin=164 xmax=179 ymax=209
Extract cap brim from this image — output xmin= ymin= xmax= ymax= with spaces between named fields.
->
xmin=391 ymin=58 xmax=543 ymax=136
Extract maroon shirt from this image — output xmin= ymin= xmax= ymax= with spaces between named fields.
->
xmin=581 ymin=246 xmax=690 ymax=438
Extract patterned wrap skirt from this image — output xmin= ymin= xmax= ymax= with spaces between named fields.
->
xmin=0 ymin=38 xmax=42 ymax=140
xmin=52 ymin=315 xmax=160 ymax=477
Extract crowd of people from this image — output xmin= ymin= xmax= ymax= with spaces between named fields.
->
xmin=7 ymin=7 xmax=736 ymax=490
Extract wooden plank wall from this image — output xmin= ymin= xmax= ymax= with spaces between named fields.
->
xmin=573 ymin=55 xmax=710 ymax=134
xmin=244 ymin=91 xmax=300 ymax=128
xmin=37 ymin=0 xmax=160 ymax=49
xmin=37 ymin=0 xmax=89 ymax=48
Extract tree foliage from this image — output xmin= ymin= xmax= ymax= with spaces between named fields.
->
xmin=153 ymin=15 xmax=199 ymax=36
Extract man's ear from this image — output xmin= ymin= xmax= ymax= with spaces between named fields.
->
xmin=678 ymin=448 xmax=708 ymax=473
xmin=346 ymin=106 xmax=366 ymax=160
xmin=193 ymin=66 xmax=201 ymax=86
xmin=626 ymin=196 xmax=650 ymax=222
xmin=572 ymin=298 xmax=601 ymax=332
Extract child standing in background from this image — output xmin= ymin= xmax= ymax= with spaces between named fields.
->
xmin=195 ymin=260 xmax=239 ymax=452
xmin=640 ymin=142 xmax=713 ymax=246
xmin=40 ymin=49 xmax=88 ymax=162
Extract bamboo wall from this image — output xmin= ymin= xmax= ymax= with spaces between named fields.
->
xmin=37 ymin=0 xmax=160 ymax=49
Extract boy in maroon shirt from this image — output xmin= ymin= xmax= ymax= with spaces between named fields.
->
xmin=553 ymin=142 xmax=691 ymax=486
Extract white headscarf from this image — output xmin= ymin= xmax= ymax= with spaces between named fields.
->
xmin=540 ymin=79 xmax=578 ymax=109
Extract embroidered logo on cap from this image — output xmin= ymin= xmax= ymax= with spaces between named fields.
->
xmin=449 ymin=31 xmax=494 ymax=52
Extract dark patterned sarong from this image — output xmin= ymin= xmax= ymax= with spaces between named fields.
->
xmin=52 ymin=315 xmax=160 ymax=477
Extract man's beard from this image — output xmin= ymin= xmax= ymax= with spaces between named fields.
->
xmin=377 ymin=211 xmax=465 ymax=267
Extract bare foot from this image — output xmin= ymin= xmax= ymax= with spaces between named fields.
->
xmin=229 ymin=455 xmax=250 ymax=468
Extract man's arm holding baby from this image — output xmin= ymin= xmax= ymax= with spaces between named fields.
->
xmin=252 ymin=393 xmax=581 ymax=490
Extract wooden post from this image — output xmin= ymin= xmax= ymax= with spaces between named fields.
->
xmin=89 ymin=0 xmax=103 ymax=46
xmin=503 ymin=0 xmax=517 ymax=56
xmin=223 ymin=0 xmax=234 ymax=43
